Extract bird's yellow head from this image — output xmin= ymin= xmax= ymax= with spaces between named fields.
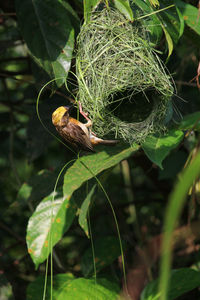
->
xmin=52 ymin=106 xmax=69 ymax=126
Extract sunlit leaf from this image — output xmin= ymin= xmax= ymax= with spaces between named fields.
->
xmin=57 ymin=278 xmax=119 ymax=300
xmin=63 ymin=143 xmax=139 ymax=199
xmin=27 ymin=274 xmax=74 ymax=300
xmin=26 ymin=191 xmax=77 ymax=268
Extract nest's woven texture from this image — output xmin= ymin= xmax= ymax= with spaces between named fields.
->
xmin=76 ymin=8 xmax=173 ymax=143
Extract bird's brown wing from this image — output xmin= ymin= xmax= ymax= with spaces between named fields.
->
xmin=57 ymin=121 xmax=94 ymax=152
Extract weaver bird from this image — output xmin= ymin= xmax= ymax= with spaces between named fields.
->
xmin=52 ymin=105 xmax=119 ymax=152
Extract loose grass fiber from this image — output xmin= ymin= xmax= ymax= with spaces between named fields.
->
xmin=76 ymin=8 xmax=174 ymax=143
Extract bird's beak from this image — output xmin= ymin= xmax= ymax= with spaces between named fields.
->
xmin=64 ymin=105 xmax=73 ymax=113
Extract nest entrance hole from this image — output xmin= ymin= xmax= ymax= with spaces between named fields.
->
xmin=106 ymin=89 xmax=157 ymax=123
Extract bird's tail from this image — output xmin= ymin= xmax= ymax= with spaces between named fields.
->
xmin=99 ymin=139 xmax=119 ymax=146
xmin=90 ymin=135 xmax=119 ymax=146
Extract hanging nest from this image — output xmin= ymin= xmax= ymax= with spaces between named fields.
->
xmin=76 ymin=8 xmax=174 ymax=144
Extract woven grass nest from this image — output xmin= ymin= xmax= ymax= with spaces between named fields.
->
xmin=76 ymin=8 xmax=174 ymax=144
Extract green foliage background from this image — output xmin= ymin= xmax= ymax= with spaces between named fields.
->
xmin=0 ymin=0 xmax=200 ymax=299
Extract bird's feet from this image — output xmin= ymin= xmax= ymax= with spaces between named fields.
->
xmin=78 ymin=101 xmax=98 ymax=136
xmin=78 ymin=101 xmax=90 ymax=122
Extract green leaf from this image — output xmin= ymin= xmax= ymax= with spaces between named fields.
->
xmin=175 ymin=0 xmax=200 ymax=35
xmin=162 ymin=24 xmax=174 ymax=58
xmin=78 ymin=184 xmax=97 ymax=237
xmin=63 ymin=143 xmax=139 ymax=198
xmin=81 ymin=236 xmax=126 ymax=277
xmin=133 ymin=0 xmax=163 ymax=45
xmin=158 ymin=1 xmax=184 ymax=45
xmin=142 ymin=130 xmax=184 ymax=169
xmin=83 ymin=0 xmax=101 ymax=23
xmin=15 ymin=0 xmax=76 ymax=87
xmin=112 ymin=0 xmax=134 ymax=21
xmin=57 ymin=278 xmax=119 ymax=300
xmin=26 ymin=274 xmax=74 ymax=300
xmin=159 ymin=151 xmax=200 ymax=300
xmin=137 ymin=1 xmax=183 ymax=52
xmin=141 ymin=268 xmax=200 ymax=300
xmin=179 ymin=111 xmax=200 ymax=131
xmin=176 ymin=6 xmax=185 ymax=38
xmin=26 ymin=190 xmax=77 ymax=268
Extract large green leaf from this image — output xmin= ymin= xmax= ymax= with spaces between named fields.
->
xmin=81 ymin=236 xmax=126 ymax=277
xmin=141 ymin=268 xmax=200 ymax=300
xmin=27 ymin=274 xmax=119 ymax=300
xmin=112 ymin=0 xmax=134 ymax=21
xmin=175 ymin=0 xmax=200 ymax=35
xmin=57 ymin=278 xmax=119 ymax=300
xmin=15 ymin=0 xmax=77 ymax=87
xmin=27 ymin=274 xmax=74 ymax=300
xmin=159 ymin=151 xmax=200 ymax=300
xmin=26 ymin=191 xmax=77 ymax=268
xmin=142 ymin=130 xmax=184 ymax=169
xmin=27 ymin=144 xmax=138 ymax=268
xmin=78 ymin=184 xmax=97 ymax=237
xmin=63 ymin=143 xmax=139 ymax=198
